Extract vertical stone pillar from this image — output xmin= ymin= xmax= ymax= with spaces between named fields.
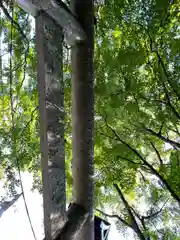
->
xmin=36 ymin=12 xmax=65 ymax=240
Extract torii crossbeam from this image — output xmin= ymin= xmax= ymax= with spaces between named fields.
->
xmin=16 ymin=0 xmax=85 ymax=45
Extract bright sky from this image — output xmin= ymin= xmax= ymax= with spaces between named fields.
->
xmin=0 ymin=172 xmax=131 ymax=240
xmin=0 ymin=173 xmax=44 ymax=240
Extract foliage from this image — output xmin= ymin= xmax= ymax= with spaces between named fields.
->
xmin=94 ymin=0 xmax=180 ymax=238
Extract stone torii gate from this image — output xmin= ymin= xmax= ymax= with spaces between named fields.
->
xmin=15 ymin=1 xmax=87 ymax=240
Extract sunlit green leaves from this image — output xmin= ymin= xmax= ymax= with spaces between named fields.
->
xmin=94 ymin=0 xmax=180 ymax=238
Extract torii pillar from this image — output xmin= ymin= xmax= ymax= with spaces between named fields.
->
xmin=15 ymin=1 xmax=85 ymax=239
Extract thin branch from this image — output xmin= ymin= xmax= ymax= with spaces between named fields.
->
xmin=155 ymin=50 xmax=180 ymax=102
xmin=8 ymin=3 xmax=37 ymax=239
xmin=104 ymin=119 xmax=145 ymax=163
xmin=0 ymin=1 xmax=27 ymax=41
xmin=96 ymin=208 xmax=132 ymax=229
xmin=130 ymin=207 xmax=147 ymax=231
xmin=146 ymin=30 xmax=180 ymax=102
xmin=158 ymin=123 xmax=164 ymax=135
xmin=113 ymin=184 xmax=146 ymax=240
xmin=97 ymin=129 xmax=115 ymax=141
xmin=139 ymin=93 xmax=166 ymax=106
xmin=19 ymin=106 xmax=38 ymax=137
xmin=146 ymin=36 xmax=180 ymax=122
xmin=161 ymin=77 xmax=180 ymax=121
xmin=16 ymin=39 xmax=31 ymax=95
xmin=117 ymin=155 xmax=142 ymax=166
xmin=150 ymin=141 xmax=163 ymax=165
xmin=145 ymin=127 xmax=180 ymax=149
xmin=142 ymin=198 xmax=169 ymax=220
xmin=137 ymin=170 xmax=147 ymax=183
xmin=113 ymin=184 xmax=136 ymax=223
xmin=104 ymin=120 xmax=180 ymax=203
xmin=168 ymin=125 xmax=180 ymax=137
xmin=130 ymin=207 xmax=141 ymax=221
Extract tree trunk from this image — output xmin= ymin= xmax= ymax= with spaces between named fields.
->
xmin=36 ymin=12 xmax=66 ymax=239
xmin=71 ymin=0 xmax=94 ymax=239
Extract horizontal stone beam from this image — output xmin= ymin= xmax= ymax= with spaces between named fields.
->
xmin=15 ymin=0 xmax=86 ymax=46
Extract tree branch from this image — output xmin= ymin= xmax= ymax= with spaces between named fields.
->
xmin=155 ymin=50 xmax=180 ymax=102
xmin=145 ymin=127 xmax=180 ymax=149
xmin=95 ymin=208 xmax=132 ymax=229
xmin=104 ymin=119 xmax=145 ymax=163
xmin=97 ymin=130 xmax=115 ymax=141
xmin=117 ymin=155 xmax=142 ymax=166
xmin=142 ymin=198 xmax=169 ymax=220
xmin=137 ymin=170 xmax=147 ymax=183
xmin=147 ymin=30 xmax=180 ymax=102
xmin=161 ymin=77 xmax=180 ymax=121
xmin=0 ymin=1 xmax=27 ymax=40
xmin=150 ymin=141 xmax=163 ymax=165
xmin=158 ymin=123 xmax=164 ymax=135
xmin=168 ymin=125 xmax=180 ymax=137
xmin=130 ymin=207 xmax=147 ymax=231
xmin=104 ymin=120 xmax=180 ymax=203
xmin=113 ymin=184 xmax=146 ymax=240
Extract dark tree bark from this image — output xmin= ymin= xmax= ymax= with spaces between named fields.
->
xmin=71 ymin=0 xmax=94 ymax=239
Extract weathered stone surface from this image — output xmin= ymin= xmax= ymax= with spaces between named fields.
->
xmin=36 ymin=12 xmax=65 ymax=240
xmin=55 ymin=203 xmax=88 ymax=240
xmin=15 ymin=0 xmax=85 ymax=45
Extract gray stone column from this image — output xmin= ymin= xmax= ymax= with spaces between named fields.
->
xmin=36 ymin=12 xmax=65 ymax=240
